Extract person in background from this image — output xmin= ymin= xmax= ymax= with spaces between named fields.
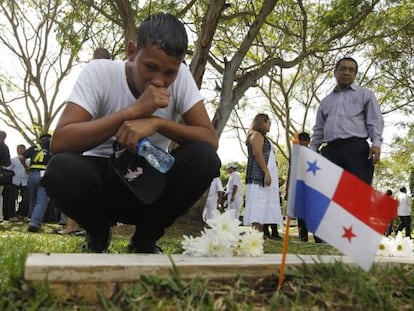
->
xmin=297 ymin=132 xmax=323 ymax=242
xmin=243 ymin=113 xmax=283 ymax=238
xmin=310 ymin=56 xmax=384 ymax=185
xmin=93 ymin=47 xmax=111 ymax=60
xmin=225 ymin=163 xmax=243 ymax=221
xmin=57 ymin=47 xmax=112 ymax=235
xmin=384 ymin=189 xmax=394 ymax=236
xmin=7 ymin=144 xmax=30 ymax=222
xmin=42 ymin=13 xmax=220 ymax=253
xmin=0 ymin=130 xmax=11 ymax=222
xmin=25 ymin=133 xmax=52 ymax=232
xmin=395 ymin=186 xmax=412 ymax=238
xmin=202 ymin=176 xmax=224 ymax=222
xmin=263 ymin=176 xmax=285 ymax=240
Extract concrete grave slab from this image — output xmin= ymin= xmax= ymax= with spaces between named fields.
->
xmin=25 ymin=253 xmax=414 ymax=302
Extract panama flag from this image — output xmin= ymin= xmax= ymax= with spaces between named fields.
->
xmin=287 ymin=144 xmax=398 ymax=271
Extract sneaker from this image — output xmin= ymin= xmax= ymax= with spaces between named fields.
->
xmin=127 ymin=238 xmax=163 ymax=254
xmin=83 ymin=229 xmax=111 ymax=253
xmin=8 ymin=216 xmax=20 ymax=223
xmin=28 ymin=225 xmax=41 ymax=233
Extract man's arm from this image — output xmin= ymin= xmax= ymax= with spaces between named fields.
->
xmin=217 ymin=191 xmax=224 ymax=205
xmin=365 ymin=90 xmax=384 ymax=164
xmin=51 ymin=103 xmax=125 ymax=154
xmin=310 ymin=106 xmax=325 ymax=151
xmin=231 ymin=185 xmax=238 ymax=202
xmin=116 ymin=101 xmax=218 ymax=151
xmin=51 ymin=83 xmax=175 ymax=154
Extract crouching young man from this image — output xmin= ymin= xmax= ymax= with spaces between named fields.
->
xmin=42 ymin=13 xmax=220 ymax=253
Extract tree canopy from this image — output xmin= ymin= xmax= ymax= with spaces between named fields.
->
xmin=0 ymin=0 xmax=413 ymax=189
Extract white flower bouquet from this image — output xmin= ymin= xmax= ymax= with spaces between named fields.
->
xmin=377 ymin=232 xmax=414 ymax=258
xmin=181 ymin=210 xmax=264 ymax=257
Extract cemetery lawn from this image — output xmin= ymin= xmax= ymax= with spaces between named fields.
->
xmin=0 ymin=219 xmax=413 ymax=310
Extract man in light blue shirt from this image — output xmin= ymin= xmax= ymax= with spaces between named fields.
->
xmin=310 ymin=57 xmax=384 ymax=185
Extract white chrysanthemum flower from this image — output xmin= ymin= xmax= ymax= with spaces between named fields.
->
xmin=182 ymin=234 xmax=203 ymax=256
xmin=234 ymin=229 xmax=264 ymax=257
xmin=391 ymin=232 xmax=413 ymax=258
xmin=181 ymin=210 xmax=264 ymax=257
xmin=197 ymin=229 xmax=233 ymax=257
xmin=377 ymin=236 xmax=393 ymax=257
xmin=206 ymin=210 xmax=240 ymax=243
xmin=376 ymin=232 xmax=414 ymax=258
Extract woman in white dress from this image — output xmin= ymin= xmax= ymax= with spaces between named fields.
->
xmin=243 ymin=113 xmax=283 ymax=238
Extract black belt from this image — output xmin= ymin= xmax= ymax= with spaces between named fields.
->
xmin=327 ymin=137 xmax=367 ymax=146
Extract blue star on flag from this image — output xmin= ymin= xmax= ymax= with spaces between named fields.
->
xmin=306 ymin=160 xmax=321 ymax=175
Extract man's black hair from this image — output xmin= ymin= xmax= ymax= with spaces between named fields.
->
xmin=137 ymin=13 xmax=188 ymax=59
xmin=298 ymin=132 xmax=310 ymax=141
xmin=335 ymin=57 xmax=358 ymax=73
xmin=93 ymin=47 xmax=111 ymax=60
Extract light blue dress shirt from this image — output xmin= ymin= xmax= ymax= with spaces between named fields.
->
xmin=311 ymin=84 xmax=384 ymax=151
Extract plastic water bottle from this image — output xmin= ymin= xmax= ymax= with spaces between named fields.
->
xmin=136 ymin=138 xmax=175 ymax=173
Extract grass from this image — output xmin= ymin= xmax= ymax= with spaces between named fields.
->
xmin=1 ymin=220 xmax=413 ymax=310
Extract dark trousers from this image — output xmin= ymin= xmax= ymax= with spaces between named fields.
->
xmin=385 ymin=218 xmax=394 ymax=236
xmin=42 ymin=141 xmax=221 ymax=241
xmin=9 ymin=184 xmax=29 ymax=218
xmin=321 ymin=138 xmax=374 ymax=185
xmin=298 ymin=218 xmax=308 ymax=241
xmin=263 ymin=224 xmax=279 ymax=237
xmin=2 ymin=185 xmax=10 ymax=220
xmin=396 ymin=216 xmax=412 ymax=238
xmin=298 ymin=218 xmax=323 ymax=243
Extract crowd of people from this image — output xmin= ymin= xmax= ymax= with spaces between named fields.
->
xmin=0 ymin=13 xmax=412 ymax=255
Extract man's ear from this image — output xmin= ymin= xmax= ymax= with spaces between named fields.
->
xmin=127 ymin=41 xmax=138 ymax=61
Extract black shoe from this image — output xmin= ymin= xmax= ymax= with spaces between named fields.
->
xmin=270 ymin=235 xmax=282 ymax=241
xmin=28 ymin=225 xmax=41 ymax=233
xmin=127 ymin=238 xmax=163 ymax=254
xmin=83 ymin=229 xmax=111 ymax=253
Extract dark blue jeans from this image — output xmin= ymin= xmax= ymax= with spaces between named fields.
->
xmin=28 ymin=170 xmax=49 ymax=228
xmin=42 ymin=141 xmax=221 ymax=241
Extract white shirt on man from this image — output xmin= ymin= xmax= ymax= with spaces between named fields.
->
xmin=226 ymin=170 xmax=243 ymax=219
xmin=67 ymin=60 xmax=204 ymax=157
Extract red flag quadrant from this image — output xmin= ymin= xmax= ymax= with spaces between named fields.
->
xmin=287 ymin=145 xmax=398 ymax=271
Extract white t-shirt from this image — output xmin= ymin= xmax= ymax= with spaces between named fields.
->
xmin=207 ymin=177 xmax=224 ymax=199
xmin=67 ymin=59 xmax=204 ymax=157
xmin=395 ymin=192 xmax=412 ymax=216
xmin=227 ymin=171 xmax=243 ymax=201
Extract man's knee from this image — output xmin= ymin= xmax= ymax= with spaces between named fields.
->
xmin=42 ymin=153 xmax=89 ymax=195
xmin=186 ymin=141 xmax=221 ymax=176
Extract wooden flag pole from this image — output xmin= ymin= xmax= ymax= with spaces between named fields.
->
xmin=278 ymin=132 xmax=299 ymax=290
xmin=277 ymin=216 xmax=291 ymax=289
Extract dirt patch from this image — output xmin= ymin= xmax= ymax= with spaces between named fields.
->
xmin=112 ymin=214 xmax=204 ymax=239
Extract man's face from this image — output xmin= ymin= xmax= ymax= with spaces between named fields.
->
xmin=16 ymin=145 xmax=26 ymax=155
xmin=129 ymin=44 xmax=182 ymax=95
xmin=334 ymin=60 xmax=357 ymax=89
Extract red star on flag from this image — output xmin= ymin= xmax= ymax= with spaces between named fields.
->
xmin=342 ymin=226 xmax=356 ymax=243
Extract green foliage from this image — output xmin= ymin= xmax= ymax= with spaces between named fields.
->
xmin=373 ymin=123 xmax=414 ymax=191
